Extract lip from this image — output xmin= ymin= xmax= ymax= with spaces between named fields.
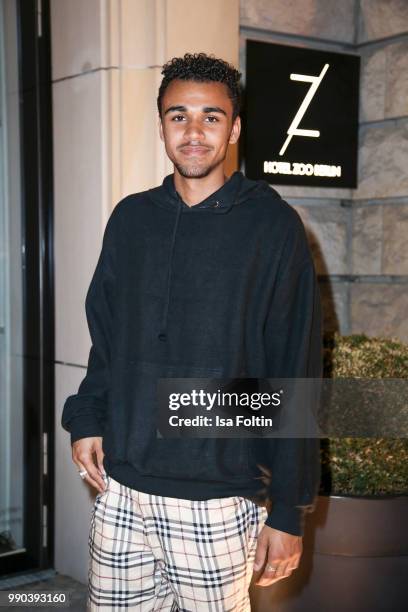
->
xmin=180 ymin=146 xmax=210 ymax=156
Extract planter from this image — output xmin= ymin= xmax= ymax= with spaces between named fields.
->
xmin=250 ymin=494 xmax=408 ymax=612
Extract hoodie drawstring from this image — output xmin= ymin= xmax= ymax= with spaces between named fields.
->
xmin=157 ymin=191 xmax=238 ymax=342
xmin=157 ymin=197 xmax=183 ymax=342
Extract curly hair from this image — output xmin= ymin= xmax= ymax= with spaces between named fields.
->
xmin=157 ymin=52 xmax=242 ymax=120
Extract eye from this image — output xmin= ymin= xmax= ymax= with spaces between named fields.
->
xmin=206 ymin=116 xmax=219 ymax=122
xmin=171 ymin=114 xmax=185 ymax=121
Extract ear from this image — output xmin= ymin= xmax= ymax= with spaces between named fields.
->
xmin=158 ymin=116 xmax=164 ymax=142
xmin=229 ymin=115 xmax=241 ymax=145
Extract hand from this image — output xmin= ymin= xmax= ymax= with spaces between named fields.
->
xmin=252 ymin=525 xmax=302 ymax=587
xmin=72 ymin=436 xmax=106 ymax=494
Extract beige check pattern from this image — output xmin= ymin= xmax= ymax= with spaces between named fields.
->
xmin=87 ymin=473 xmax=268 ymax=611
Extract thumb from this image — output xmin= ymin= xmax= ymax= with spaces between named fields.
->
xmin=253 ymin=538 xmax=268 ymax=571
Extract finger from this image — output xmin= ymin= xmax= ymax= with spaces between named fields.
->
xmin=263 ymin=561 xmax=297 ymax=586
xmin=253 ymin=540 xmax=268 ymax=572
xmin=82 ymin=457 xmax=106 ymax=492
xmin=73 ymin=442 xmax=106 ymax=491
xmin=73 ymin=459 xmax=100 ymax=491
xmin=255 ymin=569 xmax=278 ymax=586
xmin=73 ymin=459 xmax=101 ymax=492
xmin=259 ymin=573 xmax=288 ymax=587
xmin=74 ymin=455 xmax=105 ymax=493
xmin=255 ymin=559 xmax=280 ymax=586
xmin=95 ymin=446 xmax=105 ymax=476
xmin=285 ymin=553 xmax=300 ymax=573
xmin=275 ymin=561 xmax=290 ymax=579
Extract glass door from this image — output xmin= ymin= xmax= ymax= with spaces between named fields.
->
xmin=0 ymin=0 xmax=54 ymax=575
xmin=0 ymin=0 xmax=25 ymax=563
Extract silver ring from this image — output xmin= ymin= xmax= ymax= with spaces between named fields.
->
xmin=266 ymin=564 xmax=278 ymax=572
xmin=78 ymin=469 xmax=88 ymax=479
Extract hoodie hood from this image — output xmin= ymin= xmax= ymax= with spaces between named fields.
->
xmin=148 ymin=170 xmax=275 ymax=215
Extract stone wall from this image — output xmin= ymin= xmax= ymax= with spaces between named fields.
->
xmin=240 ymin=0 xmax=408 ymax=343
xmin=351 ymin=0 xmax=408 ymax=342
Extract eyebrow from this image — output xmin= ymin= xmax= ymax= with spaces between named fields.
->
xmin=164 ymin=105 xmax=227 ymax=117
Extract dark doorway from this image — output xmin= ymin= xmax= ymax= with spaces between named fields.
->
xmin=0 ymin=0 xmax=54 ymax=575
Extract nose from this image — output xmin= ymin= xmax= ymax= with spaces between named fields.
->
xmin=184 ymin=118 xmax=205 ymax=141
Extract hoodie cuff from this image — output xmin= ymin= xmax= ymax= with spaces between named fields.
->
xmin=264 ymin=503 xmax=305 ymax=536
xmin=68 ymin=415 xmax=105 ymax=445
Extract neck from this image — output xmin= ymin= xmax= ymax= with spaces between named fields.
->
xmin=173 ymin=166 xmax=228 ymax=207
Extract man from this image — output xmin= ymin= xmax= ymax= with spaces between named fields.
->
xmin=62 ymin=52 xmax=322 ymax=611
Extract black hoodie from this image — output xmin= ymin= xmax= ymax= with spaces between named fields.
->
xmin=61 ymin=170 xmax=322 ymax=536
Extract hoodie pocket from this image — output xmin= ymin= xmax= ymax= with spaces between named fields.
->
xmin=106 ymin=359 xmax=250 ymax=481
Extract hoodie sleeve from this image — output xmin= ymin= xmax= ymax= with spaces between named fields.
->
xmin=61 ymin=208 xmax=118 ymax=445
xmin=263 ymin=206 xmax=322 ymax=536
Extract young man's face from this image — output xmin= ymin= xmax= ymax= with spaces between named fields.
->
xmin=158 ymin=79 xmax=241 ymax=179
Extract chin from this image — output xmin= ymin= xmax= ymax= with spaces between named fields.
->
xmin=174 ymin=162 xmax=214 ymax=179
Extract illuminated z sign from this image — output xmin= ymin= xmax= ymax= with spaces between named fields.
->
xmin=279 ymin=63 xmax=330 ymax=156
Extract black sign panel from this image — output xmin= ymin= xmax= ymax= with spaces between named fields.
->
xmin=244 ymin=40 xmax=360 ymax=187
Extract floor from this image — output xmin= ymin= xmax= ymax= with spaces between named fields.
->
xmin=0 ymin=573 xmax=88 ymax=611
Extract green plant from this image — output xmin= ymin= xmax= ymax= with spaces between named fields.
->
xmin=320 ymin=332 xmax=408 ymax=496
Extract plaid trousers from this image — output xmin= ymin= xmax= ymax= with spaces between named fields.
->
xmin=87 ymin=473 xmax=268 ymax=611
